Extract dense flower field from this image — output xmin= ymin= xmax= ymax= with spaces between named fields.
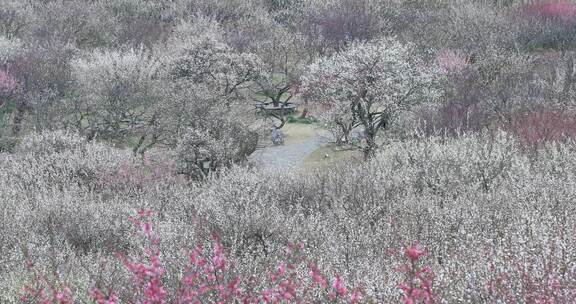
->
xmin=2 ymin=0 xmax=576 ymax=303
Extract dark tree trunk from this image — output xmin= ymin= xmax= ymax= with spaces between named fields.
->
xmin=11 ymin=101 xmax=26 ymax=136
xmin=300 ymin=108 xmax=309 ymax=119
xmin=275 ymin=116 xmax=287 ymax=129
xmin=133 ymin=134 xmax=146 ymax=157
xmin=363 ymin=130 xmax=377 ymax=160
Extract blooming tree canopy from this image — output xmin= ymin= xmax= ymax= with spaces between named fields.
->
xmin=0 ymin=36 xmax=22 ymax=65
xmin=166 ymin=19 xmax=263 ymax=107
xmin=72 ymin=48 xmax=162 ymax=143
xmin=302 ymin=37 xmax=442 ymax=158
xmin=251 ymin=24 xmax=308 ymax=129
xmin=163 ymin=19 xmax=262 ymax=164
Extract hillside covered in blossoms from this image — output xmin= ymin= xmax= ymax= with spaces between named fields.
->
xmin=1 ymin=0 xmax=576 ymax=303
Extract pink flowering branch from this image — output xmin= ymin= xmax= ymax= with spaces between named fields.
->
xmin=22 ymin=210 xmax=366 ymax=304
xmin=484 ymin=243 xmax=576 ymax=303
xmin=435 ymin=49 xmax=469 ymax=75
xmin=19 ymin=261 xmax=75 ymax=304
xmin=89 ymin=288 xmax=119 ymax=304
xmin=396 ymin=242 xmax=437 ymax=304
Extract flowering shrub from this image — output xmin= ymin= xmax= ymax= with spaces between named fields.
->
xmin=19 ymin=211 xmax=443 ymax=303
xmin=110 ymin=210 xmax=366 ymax=303
xmin=102 ymin=151 xmax=183 ymax=191
xmin=484 ymin=239 xmax=576 ymax=303
xmin=417 ymin=98 xmax=487 ymax=137
xmin=517 ymin=1 xmax=576 ymax=50
xmin=14 ymin=131 xmax=85 ymax=156
xmin=165 ymin=19 xmax=263 ymax=106
xmin=72 ymin=48 xmax=163 ymax=142
xmin=416 ymin=50 xmax=485 ymax=136
xmin=0 ymin=35 xmax=23 ymax=64
xmin=19 ymin=259 xmax=75 ymax=304
xmin=4 ymin=2 xmax=576 ymax=303
xmin=8 ymin=131 xmax=128 ymax=191
xmin=3 ymin=131 xmax=576 ymax=302
xmin=175 ymin=121 xmax=258 ymax=180
xmin=485 ymin=264 xmax=576 ymax=304
xmin=300 ymin=0 xmax=385 ymax=51
xmin=311 ymin=99 xmax=359 ymax=146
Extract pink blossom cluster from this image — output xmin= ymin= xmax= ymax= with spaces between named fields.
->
xmin=89 ymin=289 xmax=119 ymax=304
xmin=257 ymin=243 xmax=363 ymax=303
xmin=22 ymin=210 xmax=365 ymax=303
xmin=0 ymin=69 xmax=17 ymax=97
xmin=522 ymin=1 xmax=576 ymax=24
xmin=111 ymin=210 xmax=365 ymax=303
xmin=19 ymin=212 xmax=445 ymax=303
xmin=435 ymin=49 xmax=469 ymax=75
xmin=396 ymin=243 xmax=437 ymax=304
xmin=485 ymin=246 xmax=576 ymax=303
xmin=19 ymin=263 xmax=75 ymax=304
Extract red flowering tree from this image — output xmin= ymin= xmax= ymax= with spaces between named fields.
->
xmin=506 ymin=111 xmax=576 ymax=151
xmin=523 ymin=1 xmax=576 ymax=25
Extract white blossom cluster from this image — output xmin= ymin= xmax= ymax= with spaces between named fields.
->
xmin=302 ymin=37 xmax=443 ymax=155
xmin=1 ymin=130 xmax=575 ymax=302
xmin=0 ymin=35 xmax=22 ymax=65
xmin=1 ymin=0 xmax=576 ymax=302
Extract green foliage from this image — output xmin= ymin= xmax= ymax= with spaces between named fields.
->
xmin=286 ymin=115 xmax=316 ymax=124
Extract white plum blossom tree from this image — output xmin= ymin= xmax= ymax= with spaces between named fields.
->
xmin=302 ymin=37 xmax=443 ymax=158
xmin=165 ymin=19 xmax=263 ymax=107
xmin=162 ymin=20 xmax=262 ymax=170
xmin=314 ymin=100 xmax=358 ymax=146
xmin=251 ymin=25 xmax=308 ymax=129
xmin=175 ymin=118 xmax=258 ymax=180
xmin=72 ymin=48 xmax=164 ymax=153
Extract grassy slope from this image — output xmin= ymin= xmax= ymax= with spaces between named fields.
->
xmin=298 ymin=144 xmax=363 ymax=170
xmin=282 ymin=122 xmax=319 ymax=145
